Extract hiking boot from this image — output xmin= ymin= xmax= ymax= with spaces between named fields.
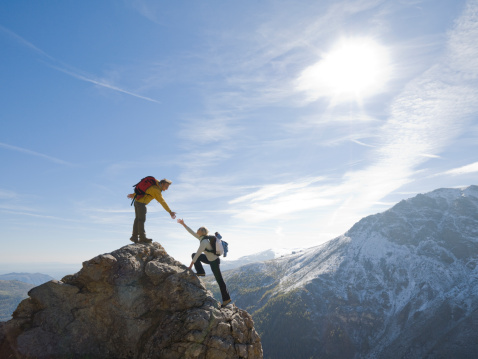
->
xmin=221 ymin=299 xmax=231 ymax=308
xmin=129 ymin=236 xmax=138 ymax=244
xmin=138 ymin=237 xmax=153 ymax=244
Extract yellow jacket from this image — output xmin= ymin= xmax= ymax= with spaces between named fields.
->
xmin=133 ymin=182 xmax=172 ymax=213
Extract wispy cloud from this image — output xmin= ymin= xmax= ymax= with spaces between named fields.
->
xmin=0 ymin=142 xmax=73 ymax=166
xmin=233 ymin=190 xmax=340 ymax=222
xmin=351 ymin=139 xmax=376 ymax=148
xmin=51 ymin=66 xmax=161 ymax=104
xmin=226 ymin=0 xmax=478 ymax=224
xmin=0 ymin=24 xmax=54 ymax=60
xmin=171 ymin=1 xmax=394 ymax=182
xmin=420 ymin=154 xmax=441 ymax=159
xmin=230 ymin=177 xmax=326 ymax=205
xmin=442 ymin=161 xmax=478 ymax=176
xmin=126 ymin=0 xmax=165 ymax=25
xmin=446 ymin=0 xmax=478 ymax=76
xmin=0 ymin=25 xmax=160 ymax=104
xmin=0 ymin=208 xmax=81 ymax=222
xmin=178 ymin=115 xmax=241 ymax=146
xmin=0 ymin=189 xmax=16 ymax=200
xmin=174 ymin=113 xmax=243 ymax=189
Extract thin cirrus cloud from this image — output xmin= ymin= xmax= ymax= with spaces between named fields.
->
xmin=50 ymin=65 xmax=161 ymax=104
xmin=0 ymin=24 xmax=53 ymax=60
xmin=0 ymin=207 xmax=81 ymax=222
xmin=228 ymin=0 xmax=478 ymax=224
xmin=0 ymin=25 xmax=160 ymax=104
xmin=442 ymin=161 xmax=478 ymax=176
xmin=178 ymin=116 xmax=238 ymax=146
xmin=0 ymin=142 xmax=73 ymax=166
xmin=230 ymin=177 xmax=326 ymax=205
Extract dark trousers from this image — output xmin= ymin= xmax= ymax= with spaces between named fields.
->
xmin=192 ymin=253 xmax=230 ymax=302
xmin=132 ymin=201 xmax=147 ymax=238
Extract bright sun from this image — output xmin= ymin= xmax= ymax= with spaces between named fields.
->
xmin=296 ymin=37 xmax=391 ymax=104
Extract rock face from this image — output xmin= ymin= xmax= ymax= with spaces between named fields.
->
xmin=0 ymin=243 xmax=263 ymax=359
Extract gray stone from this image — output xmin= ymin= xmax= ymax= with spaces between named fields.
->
xmin=0 ymin=242 xmax=263 ymax=359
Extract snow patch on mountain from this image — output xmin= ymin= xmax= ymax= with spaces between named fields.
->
xmin=274 ymin=186 xmax=478 ymax=293
xmin=221 ymin=185 xmax=478 ymax=358
xmin=220 ymin=247 xmax=304 ymax=273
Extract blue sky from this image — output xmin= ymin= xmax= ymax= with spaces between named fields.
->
xmin=1 ymin=0 xmax=477 ymax=272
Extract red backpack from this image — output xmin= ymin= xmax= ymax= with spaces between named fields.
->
xmin=131 ymin=176 xmax=157 ymax=205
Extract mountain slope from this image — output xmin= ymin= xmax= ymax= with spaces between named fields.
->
xmin=0 ymin=273 xmax=55 ymax=286
xmin=0 ymin=280 xmax=35 ymax=322
xmin=220 ymin=248 xmax=303 ymax=272
xmin=216 ymin=185 xmax=478 ymax=358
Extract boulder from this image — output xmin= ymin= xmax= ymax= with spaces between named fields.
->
xmin=0 ymin=243 xmax=263 ymax=359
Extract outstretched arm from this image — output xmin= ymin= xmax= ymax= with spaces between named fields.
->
xmin=177 ymin=219 xmax=200 ymax=239
xmin=178 ymin=219 xmax=204 ymax=271
xmin=149 ymin=186 xmax=176 ymax=219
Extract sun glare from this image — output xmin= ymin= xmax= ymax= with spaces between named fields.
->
xmin=296 ymin=37 xmax=391 ymax=104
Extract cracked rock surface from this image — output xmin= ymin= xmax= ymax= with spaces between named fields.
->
xmin=0 ymin=243 xmax=263 ymax=359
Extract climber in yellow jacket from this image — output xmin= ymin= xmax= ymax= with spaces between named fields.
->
xmin=127 ymin=178 xmax=176 ymax=243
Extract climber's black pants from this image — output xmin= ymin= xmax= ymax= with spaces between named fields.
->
xmin=191 ymin=253 xmax=230 ymax=302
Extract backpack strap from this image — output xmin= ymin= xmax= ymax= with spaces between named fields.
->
xmin=202 ymin=235 xmax=217 ymax=254
xmin=130 ymin=194 xmax=137 ymax=206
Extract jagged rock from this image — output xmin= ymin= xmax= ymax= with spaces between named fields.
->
xmin=0 ymin=243 xmax=263 ymax=359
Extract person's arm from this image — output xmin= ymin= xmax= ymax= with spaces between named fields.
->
xmin=177 ymin=219 xmax=200 ymax=239
xmin=149 ymin=186 xmax=176 ymax=219
xmin=178 ymin=219 xmax=207 ymax=270
xmin=189 ymin=239 xmax=208 ymax=269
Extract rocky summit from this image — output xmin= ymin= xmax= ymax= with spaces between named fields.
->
xmin=0 ymin=243 xmax=263 ymax=359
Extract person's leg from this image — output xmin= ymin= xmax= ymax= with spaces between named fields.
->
xmin=210 ymin=258 xmax=230 ymax=303
xmin=191 ymin=253 xmax=208 ymax=276
xmin=135 ymin=202 xmax=150 ymax=242
xmin=131 ymin=202 xmax=141 ymax=243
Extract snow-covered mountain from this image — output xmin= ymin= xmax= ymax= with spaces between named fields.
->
xmin=211 ymin=185 xmax=478 ymax=359
xmin=220 ymin=248 xmax=303 ymax=272
xmin=197 ymin=248 xmax=303 ymax=275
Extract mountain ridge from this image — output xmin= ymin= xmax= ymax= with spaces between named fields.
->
xmin=211 ymin=185 xmax=478 ymax=358
xmin=0 ymin=280 xmax=35 ymax=322
xmin=0 ymin=272 xmax=55 ymax=286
